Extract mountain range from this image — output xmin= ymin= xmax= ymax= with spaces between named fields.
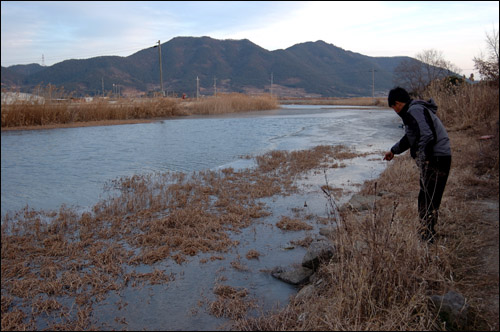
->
xmin=1 ymin=36 xmax=418 ymax=98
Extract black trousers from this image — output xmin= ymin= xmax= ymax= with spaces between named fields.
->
xmin=418 ymin=156 xmax=452 ymax=242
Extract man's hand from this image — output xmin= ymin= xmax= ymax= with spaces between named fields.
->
xmin=383 ymin=151 xmax=394 ymax=161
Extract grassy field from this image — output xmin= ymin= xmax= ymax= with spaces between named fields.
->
xmin=1 ymin=82 xmax=498 ymax=330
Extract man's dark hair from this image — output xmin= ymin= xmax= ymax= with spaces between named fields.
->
xmin=388 ymin=87 xmax=411 ymax=107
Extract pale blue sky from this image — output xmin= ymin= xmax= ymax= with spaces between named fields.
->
xmin=2 ymin=1 xmax=498 ymax=77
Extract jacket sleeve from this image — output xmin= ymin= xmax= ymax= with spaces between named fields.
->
xmin=391 ymin=135 xmax=410 ymax=155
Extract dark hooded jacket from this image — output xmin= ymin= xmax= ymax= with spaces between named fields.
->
xmin=390 ymin=98 xmax=451 ymax=166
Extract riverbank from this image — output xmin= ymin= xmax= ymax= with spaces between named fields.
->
xmin=279 ymin=96 xmax=386 ymax=106
xmin=0 ymin=118 xmax=161 ymax=131
xmin=234 ymin=127 xmax=499 ymax=331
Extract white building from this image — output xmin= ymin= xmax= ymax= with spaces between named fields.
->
xmin=1 ymin=92 xmax=45 ymax=105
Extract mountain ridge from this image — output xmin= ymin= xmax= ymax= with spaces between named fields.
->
xmin=1 ymin=36 xmax=415 ymax=98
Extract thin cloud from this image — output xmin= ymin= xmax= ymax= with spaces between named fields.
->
xmin=1 ymin=0 xmax=498 ymax=75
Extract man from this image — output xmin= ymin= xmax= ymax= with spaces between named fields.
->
xmin=384 ymin=87 xmax=452 ymax=243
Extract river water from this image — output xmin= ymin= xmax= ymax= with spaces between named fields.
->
xmin=1 ymin=105 xmax=403 ymax=330
xmin=1 ymin=105 xmax=401 ymax=217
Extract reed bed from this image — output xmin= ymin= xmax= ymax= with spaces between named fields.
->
xmin=0 ymin=98 xmax=181 ymax=128
xmin=1 ymin=144 xmax=357 ymax=330
xmin=1 ymin=91 xmax=278 ymax=128
xmin=184 ymin=93 xmax=279 ymax=115
xmin=424 ymin=81 xmax=499 ymax=132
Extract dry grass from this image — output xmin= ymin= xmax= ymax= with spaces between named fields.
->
xmin=236 ymin=168 xmax=447 ymax=330
xmin=236 ymin=134 xmax=498 ymax=331
xmin=208 ymin=284 xmax=257 ymax=320
xmin=425 ymin=81 xmax=499 ymax=132
xmin=1 ymin=144 xmax=358 ymax=330
xmin=276 ymin=216 xmax=313 ymax=231
xmin=1 ymin=90 xmax=278 ymax=129
xmin=234 ymin=84 xmax=499 ymax=331
xmin=245 ymin=250 xmax=261 ymax=260
xmin=184 ymin=93 xmax=279 ymax=115
xmin=0 ymin=97 xmax=182 ymax=128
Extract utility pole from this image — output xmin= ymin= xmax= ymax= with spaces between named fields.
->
xmin=371 ymin=68 xmax=377 ymax=100
xmin=102 ymin=77 xmax=104 ymax=97
xmin=270 ymin=72 xmax=273 ymax=96
xmin=213 ymin=77 xmax=217 ymax=97
xmin=157 ymin=40 xmax=164 ymax=96
xmin=196 ymin=76 xmax=200 ymax=100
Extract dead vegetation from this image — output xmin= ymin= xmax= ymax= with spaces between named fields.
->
xmin=276 ymin=216 xmax=313 ymax=231
xmin=1 ymin=144 xmax=358 ymax=330
xmin=184 ymin=93 xmax=279 ymax=115
xmin=208 ymin=284 xmax=257 ymax=320
xmin=233 ymin=82 xmax=499 ymax=331
xmin=1 ymin=88 xmax=278 ymax=129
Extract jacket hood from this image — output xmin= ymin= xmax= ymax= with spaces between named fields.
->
xmin=410 ymin=98 xmax=438 ymax=114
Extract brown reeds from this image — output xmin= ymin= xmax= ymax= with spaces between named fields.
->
xmin=1 ymin=97 xmax=181 ymax=128
xmin=185 ymin=93 xmax=279 ymax=115
xmin=208 ymin=284 xmax=257 ymax=320
xmin=424 ymin=80 xmax=499 ymax=132
xmin=276 ymin=216 xmax=313 ymax=231
xmin=1 ymin=88 xmax=279 ymax=129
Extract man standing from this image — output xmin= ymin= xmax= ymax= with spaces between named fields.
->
xmin=384 ymin=87 xmax=452 ymax=243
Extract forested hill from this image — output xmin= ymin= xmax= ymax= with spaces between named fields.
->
xmin=1 ymin=36 xmax=415 ymax=97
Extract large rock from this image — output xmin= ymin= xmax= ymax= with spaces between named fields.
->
xmin=319 ymin=226 xmax=336 ymax=237
xmin=430 ymin=290 xmax=469 ymax=329
xmin=271 ymin=265 xmax=313 ymax=285
xmin=295 ymin=284 xmax=315 ymax=302
xmin=341 ymin=194 xmax=380 ymax=212
xmin=302 ymin=240 xmax=336 ymax=270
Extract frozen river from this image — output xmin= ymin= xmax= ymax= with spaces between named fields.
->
xmin=1 ymin=105 xmax=401 ymax=217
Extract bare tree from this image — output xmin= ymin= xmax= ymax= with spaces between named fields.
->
xmin=474 ymin=27 xmax=499 ymax=83
xmin=394 ymin=49 xmax=460 ymax=96
xmin=393 ymin=58 xmax=426 ymax=96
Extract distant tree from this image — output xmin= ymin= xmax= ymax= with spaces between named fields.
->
xmin=394 ymin=49 xmax=460 ymax=96
xmin=393 ymin=58 xmax=425 ymax=96
xmin=473 ymin=27 xmax=499 ymax=84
